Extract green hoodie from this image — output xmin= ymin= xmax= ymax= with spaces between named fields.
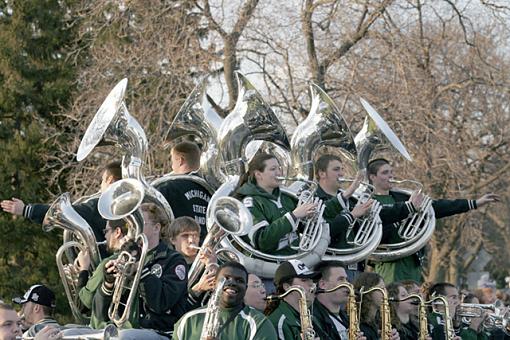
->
xmin=237 ymin=182 xmax=299 ymax=255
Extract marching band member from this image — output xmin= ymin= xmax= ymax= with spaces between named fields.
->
xmin=313 ymin=260 xmax=364 ymax=340
xmin=167 ymin=216 xmax=217 ymax=310
xmin=0 ymin=161 xmax=122 ymax=256
xmin=367 ymin=158 xmax=500 ymax=284
xmin=235 ymin=153 xmax=317 ymax=256
xmin=93 ymin=203 xmax=188 ymax=339
xmin=167 ymin=216 xmax=202 ymax=266
xmin=244 ymin=274 xmax=267 ymax=312
xmin=458 ymin=294 xmax=489 ymax=340
xmin=315 ymin=154 xmax=420 ymax=279
xmin=387 ymin=282 xmax=422 ymax=340
xmin=78 ymin=219 xmax=130 ymax=316
xmin=155 ymin=141 xmax=212 ymax=242
xmin=427 ymin=282 xmax=461 ymax=340
xmin=172 ymin=262 xmax=277 ymax=339
xmin=266 ymin=260 xmax=324 ymax=340
xmin=12 ymin=285 xmax=59 ymax=338
xmin=354 ymin=272 xmax=400 ymax=340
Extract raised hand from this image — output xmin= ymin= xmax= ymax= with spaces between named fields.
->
xmin=0 ymin=197 xmax=25 ymax=215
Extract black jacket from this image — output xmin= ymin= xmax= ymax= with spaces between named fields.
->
xmin=312 ymin=299 xmax=350 ymax=340
xmin=93 ymin=242 xmax=188 ymax=333
xmin=155 ymin=176 xmax=211 ymax=242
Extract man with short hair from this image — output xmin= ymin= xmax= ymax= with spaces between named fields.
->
xmin=1 ymin=161 xmax=122 ymax=250
xmin=173 ymin=262 xmax=277 ymax=339
xmin=268 ymin=260 xmax=325 ymax=340
xmin=93 ymin=203 xmax=188 ymax=339
xmin=427 ymin=282 xmax=461 ymax=340
xmin=0 ymin=303 xmax=23 ymax=340
xmin=367 ymin=158 xmax=499 ymax=284
xmin=78 ymin=218 xmax=130 ymax=313
xmin=0 ymin=303 xmax=61 ymax=340
xmin=316 ymin=154 xmax=418 ymax=279
xmin=167 ymin=216 xmax=201 ymax=265
xmin=155 ymin=142 xmax=212 ymax=242
xmin=313 ymin=261 xmax=352 ymax=340
xmin=12 ymin=285 xmax=59 ymax=338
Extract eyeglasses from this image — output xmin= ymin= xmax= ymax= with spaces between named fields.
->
xmin=248 ymin=283 xmax=265 ymax=290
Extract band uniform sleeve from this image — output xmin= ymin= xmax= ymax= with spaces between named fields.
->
xmin=323 ymin=196 xmax=354 ymax=240
xmin=138 ymin=254 xmax=188 ymax=314
xmin=248 ymin=196 xmax=295 ymax=253
xmin=432 ymin=199 xmax=472 ymax=219
xmin=379 ymin=201 xmax=416 ymax=225
xmin=24 ymin=203 xmax=50 ymax=224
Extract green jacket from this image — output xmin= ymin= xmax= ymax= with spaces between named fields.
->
xmin=172 ymin=304 xmax=277 ymax=340
xmin=373 ymin=192 xmax=476 ymax=284
xmin=268 ymin=301 xmax=302 ymax=340
xmin=78 ymin=254 xmax=138 ymax=330
xmin=237 ymin=182 xmax=299 ymax=255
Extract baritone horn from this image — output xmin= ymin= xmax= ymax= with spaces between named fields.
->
xmin=44 ymin=193 xmax=101 ymax=324
xmin=188 ymin=195 xmax=252 ymax=289
xmin=97 ymin=178 xmax=148 ymax=328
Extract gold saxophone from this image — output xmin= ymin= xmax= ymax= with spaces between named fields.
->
xmin=360 ymin=286 xmax=392 ymax=340
xmin=200 ymin=277 xmax=227 ymax=340
xmin=266 ymin=286 xmax=316 ymax=340
xmin=317 ymin=282 xmax=359 ymax=340
xmin=393 ymin=294 xmax=429 ymax=340
xmin=428 ymin=295 xmax=454 ymax=340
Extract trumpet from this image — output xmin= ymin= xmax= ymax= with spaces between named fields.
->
xmin=317 ymin=282 xmax=359 ymax=340
xmin=456 ymin=300 xmax=502 ymax=318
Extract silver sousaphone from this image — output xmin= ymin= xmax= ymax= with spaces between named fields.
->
xmin=291 ymin=85 xmax=382 ymax=264
xmin=209 ymin=72 xmax=328 ymax=278
xmin=77 ymin=78 xmax=174 ymax=223
xmin=356 ymin=98 xmax=435 ymax=262
xmin=160 ymin=76 xmax=223 ymax=190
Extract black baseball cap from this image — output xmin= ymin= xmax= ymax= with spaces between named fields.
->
xmin=274 ymin=260 xmax=321 ymax=286
xmin=13 ymin=285 xmax=56 ymax=308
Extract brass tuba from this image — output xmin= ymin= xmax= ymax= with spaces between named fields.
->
xmin=355 ymin=97 xmax=436 ymax=262
xmin=217 ymin=71 xmax=290 ymax=179
xmin=210 ymin=72 xmax=328 ymax=278
xmin=43 ymin=193 xmax=101 ymax=323
xmin=76 ymin=78 xmax=174 ymax=224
